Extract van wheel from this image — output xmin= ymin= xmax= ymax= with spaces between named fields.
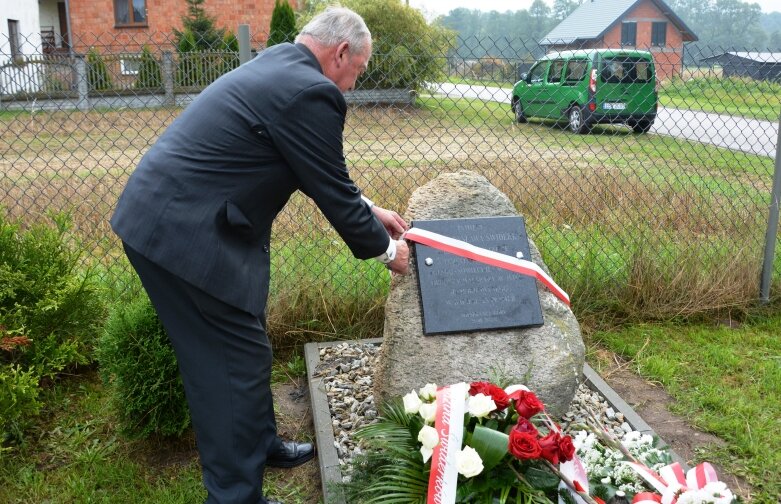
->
xmin=513 ymin=99 xmax=527 ymax=123
xmin=567 ymin=106 xmax=589 ymax=134
xmin=631 ymin=119 xmax=654 ymax=134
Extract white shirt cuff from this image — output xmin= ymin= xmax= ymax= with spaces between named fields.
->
xmin=374 ymin=238 xmax=396 ymax=264
xmin=361 ymin=194 xmax=375 ymax=209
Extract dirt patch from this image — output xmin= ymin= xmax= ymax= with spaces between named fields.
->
xmin=270 ymin=379 xmax=322 ymax=504
xmin=594 ymin=349 xmax=755 ymax=501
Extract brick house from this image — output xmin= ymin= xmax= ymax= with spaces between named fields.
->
xmin=37 ymin=0 xmax=292 ymax=53
xmin=540 ymin=0 xmax=698 ymax=81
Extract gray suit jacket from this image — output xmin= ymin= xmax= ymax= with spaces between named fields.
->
xmin=111 ymin=43 xmax=389 ymax=316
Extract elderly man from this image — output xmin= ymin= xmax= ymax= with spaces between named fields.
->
xmin=111 ymin=7 xmax=409 ymax=504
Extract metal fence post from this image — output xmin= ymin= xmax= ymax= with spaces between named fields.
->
xmin=162 ymin=51 xmax=175 ymax=107
xmin=238 ymin=25 xmax=251 ymax=65
xmin=760 ymin=111 xmax=781 ymax=302
xmin=75 ymin=55 xmax=89 ymax=111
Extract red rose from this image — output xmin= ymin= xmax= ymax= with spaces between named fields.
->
xmin=508 ymin=430 xmax=541 ymax=460
xmin=558 ymin=435 xmax=576 ymax=462
xmin=538 ymin=432 xmax=561 ymax=464
xmin=512 ymin=417 xmax=539 ymax=437
xmin=512 ymin=390 xmax=544 ymax=419
xmin=469 ymin=382 xmax=510 ymax=411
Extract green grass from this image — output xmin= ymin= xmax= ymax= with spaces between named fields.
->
xmin=592 ymin=316 xmax=781 ymax=502
xmin=443 ymin=76 xmax=515 ymax=89
xmin=0 ymin=373 xmax=207 ymax=503
xmin=660 ymin=76 xmax=781 ymax=122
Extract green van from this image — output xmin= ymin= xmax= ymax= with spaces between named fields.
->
xmin=511 ymin=49 xmax=657 ymax=134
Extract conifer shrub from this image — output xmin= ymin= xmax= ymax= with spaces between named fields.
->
xmin=267 ymin=0 xmax=298 ymax=47
xmin=86 ymin=48 xmax=113 ymax=91
xmin=0 ymin=211 xmax=105 ymax=444
xmin=98 ymin=293 xmax=190 ymax=438
xmin=174 ymin=0 xmax=239 ymax=87
xmin=134 ymin=46 xmax=162 ymax=89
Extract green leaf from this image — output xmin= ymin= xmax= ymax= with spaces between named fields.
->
xmin=523 ymin=466 xmax=560 ymax=491
xmin=470 ymin=424 xmax=509 ymax=471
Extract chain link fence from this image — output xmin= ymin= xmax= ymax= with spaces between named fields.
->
xmin=2 ymin=29 xmax=780 ymax=316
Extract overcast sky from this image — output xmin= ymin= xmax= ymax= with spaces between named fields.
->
xmin=407 ymin=0 xmax=780 ymax=18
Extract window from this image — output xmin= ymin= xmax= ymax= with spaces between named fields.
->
xmin=528 ymin=62 xmax=547 ymax=83
xmin=547 ymin=60 xmax=565 ymax=83
xmin=114 ymin=0 xmax=147 ymax=26
xmin=120 ymin=57 xmax=141 ymax=75
xmin=621 ymin=22 xmax=637 ymax=46
xmin=651 ymin=22 xmax=667 ymax=46
xmin=600 ymin=57 xmax=653 ymax=84
xmin=8 ymin=19 xmax=21 ymax=59
xmin=564 ymin=59 xmax=588 ymax=84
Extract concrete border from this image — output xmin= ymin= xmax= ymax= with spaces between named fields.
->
xmin=305 ymin=339 xmax=684 ymax=504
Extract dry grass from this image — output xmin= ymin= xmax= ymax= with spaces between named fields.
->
xmin=0 ymin=103 xmax=772 ymax=323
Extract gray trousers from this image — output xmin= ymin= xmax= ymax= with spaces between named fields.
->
xmin=124 ymin=243 xmax=280 ymax=504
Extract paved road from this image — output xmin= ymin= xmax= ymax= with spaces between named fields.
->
xmin=432 ymin=82 xmax=779 ymax=159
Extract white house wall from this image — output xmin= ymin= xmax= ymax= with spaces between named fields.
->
xmin=39 ymin=0 xmax=64 ymax=48
xmin=1 ymin=0 xmax=43 ymax=94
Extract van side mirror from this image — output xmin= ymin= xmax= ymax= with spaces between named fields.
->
xmin=520 ymin=72 xmax=529 ymax=83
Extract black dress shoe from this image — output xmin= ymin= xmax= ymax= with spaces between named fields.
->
xmin=266 ymin=440 xmax=315 ymax=468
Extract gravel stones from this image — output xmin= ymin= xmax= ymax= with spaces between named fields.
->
xmin=316 ymin=341 xmax=628 ymax=480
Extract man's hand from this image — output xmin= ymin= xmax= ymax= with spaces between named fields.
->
xmin=387 ymin=240 xmax=409 ymax=275
xmin=372 ymin=206 xmax=408 ymax=240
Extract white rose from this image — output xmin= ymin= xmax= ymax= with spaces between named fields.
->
xmin=456 ymin=446 xmax=484 ymax=478
xmin=419 ymin=401 xmax=437 ymax=424
xmin=467 ymin=393 xmax=497 ymax=418
xmin=662 ymin=483 xmax=685 ymax=504
xmin=702 ymin=482 xmax=734 ymax=504
xmin=418 ymin=383 xmax=438 ymax=401
xmin=421 ymin=445 xmax=434 ymax=463
xmin=504 ymin=384 xmax=529 ymax=395
xmin=674 ymin=490 xmax=702 ymax=504
xmin=418 ymin=425 xmax=440 ymax=449
xmin=403 ymin=391 xmax=422 ymax=414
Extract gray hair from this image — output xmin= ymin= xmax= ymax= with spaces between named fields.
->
xmin=295 ymin=6 xmax=371 ymax=55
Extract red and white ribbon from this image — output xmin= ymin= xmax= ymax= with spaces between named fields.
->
xmin=628 ymin=461 xmax=722 ymax=504
xmin=558 ymin=456 xmax=590 ymax=504
xmin=427 ymin=383 xmax=468 ymax=504
xmin=632 ymin=492 xmax=662 ymax=504
xmin=404 ymin=227 xmax=570 ymax=307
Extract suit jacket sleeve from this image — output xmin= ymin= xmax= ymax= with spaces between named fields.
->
xmin=267 ymin=82 xmax=389 ymax=260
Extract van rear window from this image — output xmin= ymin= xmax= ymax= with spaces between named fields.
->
xmin=564 ymin=59 xmax=588 ymax=83
xmin=600 ymin=57 xmax=653 ymax=84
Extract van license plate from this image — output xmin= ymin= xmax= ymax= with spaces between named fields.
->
xmin=604 ymin=102 xmax=626 ymax=110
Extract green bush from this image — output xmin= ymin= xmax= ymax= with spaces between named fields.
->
xmin=0 ymin=212 xmax=104 ymax=377
xmin=86 ymin=48 xmax=113 ymax=91
xmin=97 ymin=294 xmax=190 ymax=438
xmin=267 ymin=0 xmax=298 ymax=47
xmin=0 ymin=211 xmax=105 ymax=444
xmin=0 ymin=365 xmax=41 ymax=445
xmin=300 ymin=0 xmax=454 ymax=90
xmin=134 ymin=46 xmax=162 ymax=89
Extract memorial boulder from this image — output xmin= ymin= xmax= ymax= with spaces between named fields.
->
xmin=374 ymin=171 xmax=584 ymax=417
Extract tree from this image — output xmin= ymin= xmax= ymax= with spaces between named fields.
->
xmin=173 ymin=0 xmax=226 ymax=50
xmin=770 ymin=30 xmax=781 ymax=51
xmin=553 ymin=0 xmax=581 ymax=21
xmin=173 ymin=0 xmax=239 ymax=87
xmin=300 ymin=0 xmax=455 ymax=90
xmin=267 ymin=0 xmax=298 ymax=47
